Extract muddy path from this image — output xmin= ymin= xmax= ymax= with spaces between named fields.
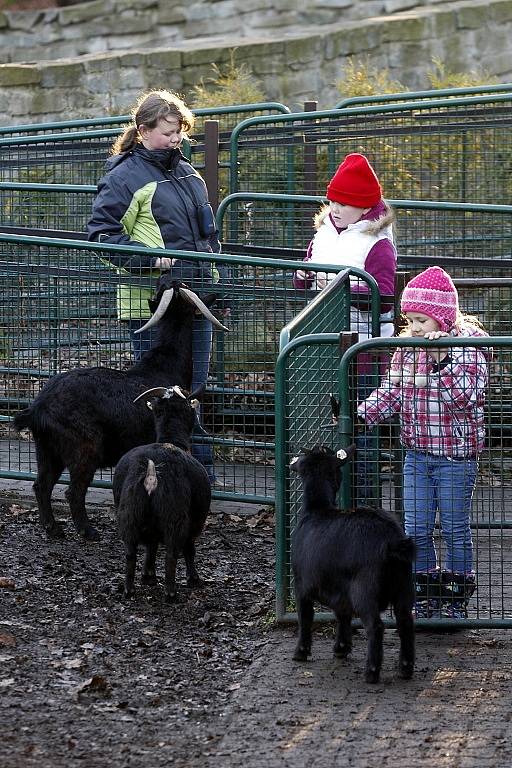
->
xmin=0 ymin=499 xmax=275 ymax=768
xmin=2 ymin=497 xmax=512 ymax=768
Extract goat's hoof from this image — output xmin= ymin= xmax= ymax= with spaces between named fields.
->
xmin=365 ymin=668 xmax=380 ymax=684
xmin=398 ymin=661 xmax=414 ymax=680
xmin=165 ymin=592 xmax=178 ymax=603
xmin=123 ymin=589 xmax=135 ymax=600
xmin=186 ymin=576 xmax=204 ymax=589
xmin=141 ymin=572 xmax=158 ymax=586
xmin=292 ymin=648 xmax=310 ymax=662
xmin=333 ymin=646 xmax=351 ymax=659
xmin=45 ymin=523 xmax=65 ymax=540
xmin=81 ymin=525 xmax=100 ymax=542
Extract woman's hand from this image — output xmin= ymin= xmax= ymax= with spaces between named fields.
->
xmin=423 ymin=330 xmax=450 ymax=362
xmin=154 ymin=257 xmax=177 ymax=270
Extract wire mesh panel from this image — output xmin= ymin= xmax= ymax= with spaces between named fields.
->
xmin=333 ymin=83 xmax=512 ymax=109
xmin=217 ymin=194 xmax=512 ymax=284
xmin=340 ymin=335 xmax=512 ymax=628
xmin=0 ymin=183 xmax=95 ymax=234
xmin=275 ymin=268 xmax=355 ymax=619
xmin=230 ymin=95 xmax=512 ymax=204
xmin=0 ymin=234 xmax=355 ymax=504
xmin=0 ymin=104 xmax=291 ymax=196
xmin=276 ymin=331 xmax=512 ymax=627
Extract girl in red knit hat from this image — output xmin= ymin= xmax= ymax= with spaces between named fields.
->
xmin=293 ymin=152 xmax=396 ymax=341
xmin=358 ymin=266 xmax=490 ymax=621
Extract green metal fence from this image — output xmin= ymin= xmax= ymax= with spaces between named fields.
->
xmin=230 ymin=94 xmax=512 ymax=203
xmin=0 ymin=182 xmax=96 ymax=235
xmin=275 ymin=331 xmax=512 ymax=628
xmin=334 ymin=82 xmax=512 ymax=109
xmin=0 ymin=103 xmax=291 ymax=196
xmin=0 ymin=103 xmax=291 ymax=138
xmin=0 ymin=232 xmax=363 ymax=504
xmin=217 ymin=193 xmax=512 ymax=298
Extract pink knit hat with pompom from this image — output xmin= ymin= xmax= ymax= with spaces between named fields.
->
xmin=401 ymin=266 xmax=459 ymax=332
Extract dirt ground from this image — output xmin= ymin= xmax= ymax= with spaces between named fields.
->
xmin=2 ymin=494 xmax=512 ymax=768
xmin=0 ymin=497 xmax=275 ymax=768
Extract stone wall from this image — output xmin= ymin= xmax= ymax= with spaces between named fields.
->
xmin=0 ymin=0 xmax=511 ymax=125
xmin=0 ymin=0 xmax=458 ymax=64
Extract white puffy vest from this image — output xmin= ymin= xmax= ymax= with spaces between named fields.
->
xmin=311 ymin=217 xmax=395 ymax=340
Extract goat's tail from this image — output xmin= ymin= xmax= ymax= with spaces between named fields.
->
xmin=144 ymin=459 xmax=158 ymax=496
xmin=12 ymin=408 xmax=33 ymax=433
xmin=385 ymin=536 xmax=416 ymax=564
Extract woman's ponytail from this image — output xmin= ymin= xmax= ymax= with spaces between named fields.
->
xmin=111 ymin=124 xmax=138 ymax=155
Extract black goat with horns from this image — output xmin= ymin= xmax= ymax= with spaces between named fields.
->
xmin=12 ymin=276 xmax=228 ymax=541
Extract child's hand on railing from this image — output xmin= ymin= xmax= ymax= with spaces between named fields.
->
xmin=423 ymin=330 xmax=450 ymax=362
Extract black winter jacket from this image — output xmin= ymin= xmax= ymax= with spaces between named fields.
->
xmin=87 ymin=145 xmax=222 ymax=319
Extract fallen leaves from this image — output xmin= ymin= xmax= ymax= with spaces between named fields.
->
xmin=75 ymin=675 xmax=110 ymax=699
xmin=0 ymin=632 xmax=16 ymax=647
xmin=0 ymin=577 xmax=15 ymax=589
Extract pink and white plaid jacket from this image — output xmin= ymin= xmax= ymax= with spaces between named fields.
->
xmin=357 ymin=325 xmax=490 ymax=459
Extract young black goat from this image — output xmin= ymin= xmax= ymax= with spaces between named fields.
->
xmin=12 ymin=276 xmax=227 ymax=541
xmin=290 ymin=445 xmax=415 ymax=684
xmin=113 ymin=384 xmax=211 ymax=602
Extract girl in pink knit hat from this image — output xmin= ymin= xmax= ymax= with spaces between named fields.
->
xmin=293 ymin=153 xmax=397 ymax=341
xmin=358 ymin=266 xmax=490 ymax=621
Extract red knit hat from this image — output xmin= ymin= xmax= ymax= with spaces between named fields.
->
xmin=401 ymin=266 xmax=459 ymax=331
xmin=326 ymin=153 xmax=382 ymax=208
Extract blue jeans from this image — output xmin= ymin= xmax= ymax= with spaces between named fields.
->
xmin=403 ymin=450 xmax=477 ymax=574
xmin=127 ymin=316 xmax=215 ymax=482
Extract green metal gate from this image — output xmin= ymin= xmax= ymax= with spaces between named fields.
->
xmin=276 ymin=331 xmax=512 ymax=629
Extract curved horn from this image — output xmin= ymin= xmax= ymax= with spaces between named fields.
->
xmin=134 ymin=287 xmax=174 ymax=334
xmin=171 ymin=385 xmax=187 ymax=399
xmin=178 ymin=287 xmax=229 ymax=331
xmin=133 ymin=386 xmax=171 ymax=404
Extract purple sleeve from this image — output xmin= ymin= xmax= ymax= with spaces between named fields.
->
xmin=359 ymin=239 xmax=397 ymax=310
xmin=292 ymin=239 xmax=315 ymax=289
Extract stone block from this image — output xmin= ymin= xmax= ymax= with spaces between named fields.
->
xmin=428 ymin=7 xmax=457 ymax=38
xmin=0 ymin=12 xmax=9 ymax=30
xmin=6 ymin=11 xmax=44 ymax=31
xmin=40 ymin=62 xmax=85 ymax=87
xmin=157 ymin=5 xmax=187 ymax=24
xmin=58 ymin=0 xmax=115 ymax=26
xmin=0 ymin=64 xmax=41 ymax=87
xmin=380 ymin=13 xmax=426 ymax=43
xmin=384 ymin=0 xmax=417 ymax=11
xmin=145 ymin=49 xmax=182 ymax=70
xmin=491 ymin=0 xmax=512 ymax=22
xmin=456 ymin=2 xmax=488 ymax=30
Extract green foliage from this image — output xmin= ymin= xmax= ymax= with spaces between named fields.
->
xmin=426 ymin=58 xmax=498 ymax=89
xmin=335 ymin=57 xmax=405 ymax=99
xmin=189 ymin=50 xmax=267 ymax=108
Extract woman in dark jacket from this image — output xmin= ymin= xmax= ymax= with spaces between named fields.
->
xmin=87 ymin=89 xmax=222 ymax=484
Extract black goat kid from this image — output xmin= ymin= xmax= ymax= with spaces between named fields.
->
xmin=12 ymin=276 xmax=227 ymax=541
xmin=290 ymin=445 xmax=415 ymax=684
xmin=113 ymin=384 xmax=211 ymax=602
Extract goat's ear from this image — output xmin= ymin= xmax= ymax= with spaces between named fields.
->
xmin=330 ymin=393 xmax=340 ymax=424
xmin=146 ymin=401 xmax=153 ymax=411
xmin=336 ymin=444 xmax=356 ymax=464
xmin=190 ymin=399 xmax=200 ymax=410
